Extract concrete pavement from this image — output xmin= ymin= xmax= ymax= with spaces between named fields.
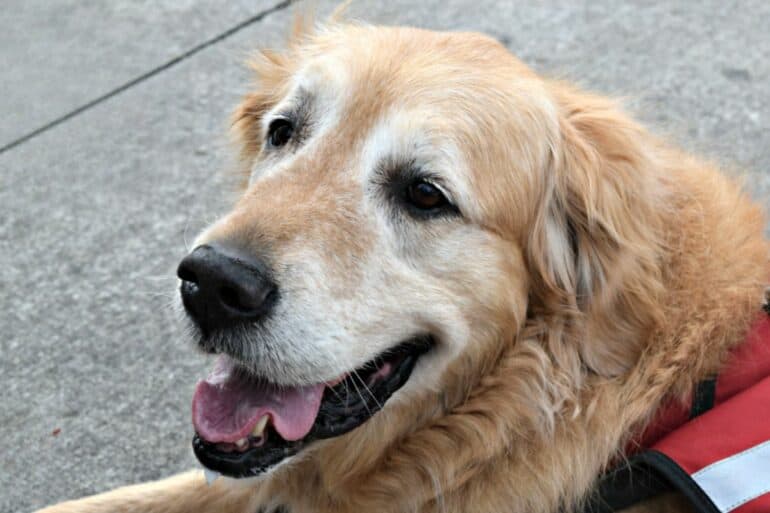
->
xmin=1 ymin=1 xmax=768 ymax=511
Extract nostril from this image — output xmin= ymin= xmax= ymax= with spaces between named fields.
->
xmin=177 ymin=265 xmax=199 ymax=284
xmin=219 ymin=285 xmax=248 ymax=312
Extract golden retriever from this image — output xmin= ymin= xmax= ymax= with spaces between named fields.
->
xmin=38 ymin=18 xmax=769 ymax=513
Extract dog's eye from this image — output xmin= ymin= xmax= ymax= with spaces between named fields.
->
xmin=267 ymin=118 xmax=294 ymax=148
xmin=406 ymin=180 xmax=449 ymax=210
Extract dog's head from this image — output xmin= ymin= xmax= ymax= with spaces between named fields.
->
xmin=178 ymin=22 xmax=664 ymax=479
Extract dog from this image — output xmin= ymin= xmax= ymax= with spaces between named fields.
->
xmin=38 ymin=18 xmax=770 ymax=513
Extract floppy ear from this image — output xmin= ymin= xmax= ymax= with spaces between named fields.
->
xmin=526 ymin=87 xmax=665 ymax=376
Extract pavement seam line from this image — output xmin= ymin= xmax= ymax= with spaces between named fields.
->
xmin=0 ymin=0 xmax=295 ymax=156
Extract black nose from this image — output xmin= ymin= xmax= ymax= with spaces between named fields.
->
xmin=177 ymin=244 xmax=277 ymax=335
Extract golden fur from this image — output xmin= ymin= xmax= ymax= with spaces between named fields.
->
xmin=39 ymin=19 xmax=769 ymax=513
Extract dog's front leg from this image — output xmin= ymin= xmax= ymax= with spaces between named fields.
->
xmin=36 ymin=470 xmax=261 ymax=513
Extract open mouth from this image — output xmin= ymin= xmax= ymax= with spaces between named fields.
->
xmin=191 ymin=336 xmax=432 ymax=479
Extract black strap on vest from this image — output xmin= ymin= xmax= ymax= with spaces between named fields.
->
xmin=690 ymin=377 xmax=717 ymax=419
xmin=581 ymin=451 xmax=720 ymax=513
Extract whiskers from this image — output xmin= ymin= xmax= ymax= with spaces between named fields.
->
xmin=313 ymin=345 xmax=388 ymax=423
xmin=351 ymin=370 xmax=384 ymax=413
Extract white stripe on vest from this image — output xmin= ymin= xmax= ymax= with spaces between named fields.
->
xmin=692 ymin=440 xmax=770 ymax=512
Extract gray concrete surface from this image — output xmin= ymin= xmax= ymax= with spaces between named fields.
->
xmin=1 ymin=1 xmax=768 ymax=511
xmin=0 ymin=0 xmax=279 ymax=148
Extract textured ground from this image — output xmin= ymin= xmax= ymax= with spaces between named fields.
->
xmin=1 ymin=1 xmax=768 ymax=511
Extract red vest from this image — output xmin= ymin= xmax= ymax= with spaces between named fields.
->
xmin=586 ymin=313 xmax=770 ymax=513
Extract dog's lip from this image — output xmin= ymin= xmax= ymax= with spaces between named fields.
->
xmin=192 ymin=336 xmax=433 ymax=479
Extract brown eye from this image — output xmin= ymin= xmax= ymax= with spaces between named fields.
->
xmin=267 ymin=118 xmax=294 ymax=147
xmin=407 ymin=181 xmax=448 ymax=210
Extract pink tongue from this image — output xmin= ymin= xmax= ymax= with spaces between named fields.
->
xmin=192 ymin=356 xmax=325 ymax=443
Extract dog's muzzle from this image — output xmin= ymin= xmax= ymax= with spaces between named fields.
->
xmin=176 ymin=243 xmax=435 ymax=480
